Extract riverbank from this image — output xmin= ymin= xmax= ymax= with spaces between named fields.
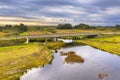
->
xmin=77 ymin=36 xmax=120 ymax=56
xmin=44 ymin=41 xmax=65 ymax=50
xmin=0 ymin=38 xmax=26 ymax=47
xmin=0 ymin=43 xmax=54 ymax=80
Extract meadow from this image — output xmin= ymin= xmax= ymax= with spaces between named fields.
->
xmin=0 ymin=32 xmax=6 ymax=37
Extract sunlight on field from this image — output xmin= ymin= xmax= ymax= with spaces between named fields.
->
xmin=0 ymin=32 xmax=5 ymax=37
xmin=93 ymin=36 xmax=120 ymax=43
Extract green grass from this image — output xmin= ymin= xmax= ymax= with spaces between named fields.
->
xmin=44 ymin=41 xmax=65 ymax=50
xmin=91 ymin=36 xmax=120 ymax=43
xmin=77 ymin=36 xmax=120 ymax=56
xmin=20 ymin=32 xmax=29 ymax=36
xmin=0 ymin=43 xmax=53 ymax=80
xmin=0 ymin=39 xmax=26 ymax=47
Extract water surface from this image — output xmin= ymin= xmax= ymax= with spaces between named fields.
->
xmin=21 ymin=45 xmax=120 ymax=80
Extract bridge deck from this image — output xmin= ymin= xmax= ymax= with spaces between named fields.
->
xmin=0 ymin=33 xmax=98 ymax=40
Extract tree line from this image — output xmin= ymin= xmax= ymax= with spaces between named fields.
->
xmin=0 ymin=23 xmax=120 ymax=34
xmin=0 ymin=23 xmax=56 ymax=33
xmin=0 ymin=23 xmax=28 ymax=33
xmin=56 ymin=23 xmax=120 ymax=30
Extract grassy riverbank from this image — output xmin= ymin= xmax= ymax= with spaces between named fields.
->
xmin=0 ymin=39 xmax=26 ymax=47
xmin=44 ymin=41 xmax=65 ymax=50
xmin=0 ymin=43 xmax=53 ymax=80
xmin=77 ymin=36 xmax=120 ymax=56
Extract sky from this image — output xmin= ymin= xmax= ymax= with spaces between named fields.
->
xmin=0 ymin=0 xmax=120 ymax=26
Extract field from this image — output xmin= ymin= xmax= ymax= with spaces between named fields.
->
xmin=55 ymin=29 xmax=107 ymax=34
xmin=0 ymin=39 xmax=26 ymax=47
xmin=0 ymin=32 xmax=6 ymax=37
xmin=44 ymin=41 xmax=65 ymax=49
xmin=0 ymin=43 xmax=53 ymax=80
xmin=77 ymin=36 xmax=120 ymax=56
xmin=5 ymin=29 xmax=115 ymax=36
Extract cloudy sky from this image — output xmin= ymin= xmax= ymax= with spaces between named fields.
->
xmin=0 ymin=0 xmax=120 ymax=26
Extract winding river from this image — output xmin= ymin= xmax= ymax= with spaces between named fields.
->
xmin=20 ymin=41 xmax=120 ymax=80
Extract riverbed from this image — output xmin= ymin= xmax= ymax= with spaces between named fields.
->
xmin=20 ymin=45 xmax=120 ymax=80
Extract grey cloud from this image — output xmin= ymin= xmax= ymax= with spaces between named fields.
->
xmin=0 ymin=0 xmax=120 ymax=25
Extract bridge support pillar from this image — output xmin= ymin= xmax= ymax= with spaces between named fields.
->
xmin=25 ymin=37 xmax=29 ymax=44
xmin=53 ymin=37 xmax=57 ymax=41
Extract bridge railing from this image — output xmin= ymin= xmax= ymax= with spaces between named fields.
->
xmin=0 ymin=33 xmax=98 ymax=40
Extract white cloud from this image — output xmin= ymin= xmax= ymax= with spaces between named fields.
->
xmin=88 ymin=13 xmax=104 ymax=21
xmin=0 ymin=0 xmax=120 ymax=26
xmin=105 ymin=7 xmax=120 ymax=15
xmin=0 ymin=4 xmax=14 ymax=9
xmin=42 ymin=6 xmax=87 ymax=15
xmin=77 ymin=0 xmax=96 ymax=4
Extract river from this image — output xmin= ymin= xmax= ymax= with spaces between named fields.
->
xmin=20 ymin=42 xmax=120 ymax=80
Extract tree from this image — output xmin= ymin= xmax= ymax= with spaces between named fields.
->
xmin=115 ymin=24 xmax=120 ymax=30
xmin=74 ymin=25 xmax=79 ymax=29
xmin=57 ymin=23 xmax=73 ymax=29
xmin=13 ymin=23 xmax=28 ymax=33
xmin=19 ymin=23 xmax=28 ymax=32
xmin=5 ymin=24 xmax=12 ymax=30
xmin=74 ymin=23 xmax=90 ymax=29
xmin=57 ymin=24 xmax=64 ymax=29
xmin=64 ymin=23 xmax=73 ymax=29
xmin=0 ymin=27 xmax=3 ymax=32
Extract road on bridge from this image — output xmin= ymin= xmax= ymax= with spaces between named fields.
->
xmin=0 ymin=33 xmax=98 ymax=40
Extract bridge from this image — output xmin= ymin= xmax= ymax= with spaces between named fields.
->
xmin=0 ymin=33 xmax=98 ymax=39
xmin=0 ymin=33 xmax=98 ymax=44
xmin=27 ymin=33 xmax=97 ymax=38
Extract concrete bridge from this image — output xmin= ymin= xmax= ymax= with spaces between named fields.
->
xmin=27 ymin=33 xmax=98 ymax=38
xmin=0 ymin=33 xmax=98 ymax=44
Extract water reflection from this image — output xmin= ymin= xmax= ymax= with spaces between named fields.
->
xmin=57 ymin=39 xmax=73 ymax=43
xmin=21 ymin=46 xmax=120 ymax=80
xmin=98 ymin=73 xmax=109 ymax=79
